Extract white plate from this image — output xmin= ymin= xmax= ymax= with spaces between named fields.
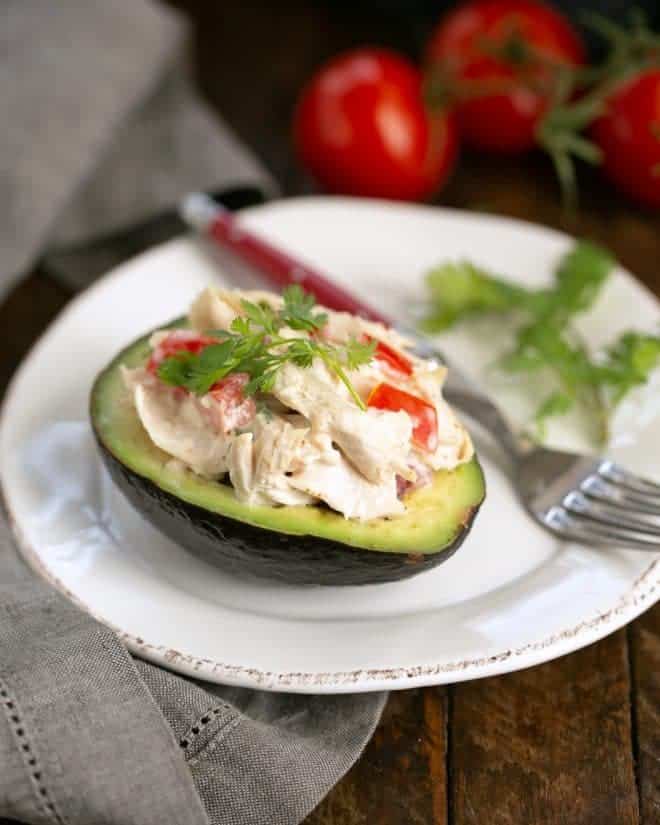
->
xmin=1 ymin=197 xmax=658 ymax=693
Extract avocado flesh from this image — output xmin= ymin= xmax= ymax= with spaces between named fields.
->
xmin=90 ymin=325 xmax=485 ymax=584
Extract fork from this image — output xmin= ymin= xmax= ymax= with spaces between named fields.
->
xmin=181 ymin=192 xmax=660 ymax=552
xmin=432 ymin=353 xmax=660 ymax=552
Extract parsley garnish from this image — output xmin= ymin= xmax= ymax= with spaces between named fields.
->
xmin=421 ymin=241 xmax=660 ymax=444
xmin=157 ymin=285 xmax=375 ymax=410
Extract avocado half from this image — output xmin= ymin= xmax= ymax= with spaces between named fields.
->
xmin=90 ymin=323 xmax=486 ymax=586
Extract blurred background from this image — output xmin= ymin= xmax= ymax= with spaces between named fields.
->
xmin=166 ymin=0 xmax=660 ymax=206
xmin=4 ymin=0 xmax=660 ymax=390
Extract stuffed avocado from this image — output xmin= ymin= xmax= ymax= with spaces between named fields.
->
xmin=91 ymin=287 xmax=485 ymax=585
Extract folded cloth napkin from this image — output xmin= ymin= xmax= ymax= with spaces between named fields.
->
xmin=0 ymin=2 xmax=386 ymax=824
xmin=1 ymin=0 xmax=279 ymax=294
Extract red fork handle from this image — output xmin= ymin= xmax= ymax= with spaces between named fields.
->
xmin=180 ymin=193 xmax=391 ymax=326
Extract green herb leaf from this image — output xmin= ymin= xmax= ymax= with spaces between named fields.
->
xmin=156 ymin=287 xmax=372 ymax=410
xmin=535 ymin=391 xmax=574 ymax=438
xmin=421 ymin=261 xmax=535 ymax=331
xmin=545 ymin=241 xmax=614 ymax=320
xmin=287 ymin=338 xmax=317 ymax=368
xmin=418 ymin=241 xmax=658 ymax=445
xmin=599 ymin=331 xmax=660 ymax=403
xmin=421 ymin=241 xmax=612 ymax=333
xmin=156 ymin=352 xmax=198 ymax=388
xmin=157 ymin=339 xmax=240 ymax=396
xmin=345 ymin=337 xmax=377 ymax=370
xmin=239 ymin=299 xmax=279 ymax=335
xmin=229 ymin=316 xmax=252 ymax=336
xmin=280 ymin=284 xmax=328 ymax=331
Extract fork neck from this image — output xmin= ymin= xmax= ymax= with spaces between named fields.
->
xmin=442 ymin=374 xmax=531 ymax=464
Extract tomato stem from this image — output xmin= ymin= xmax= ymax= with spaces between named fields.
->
xmin=535 ymin=11 xmax=660 ymax=209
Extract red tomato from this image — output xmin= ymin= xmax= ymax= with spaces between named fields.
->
xmin=208 ymin=373 xmax=256 ymax=433
xmin=149 ymin=335 xmax=256 ymax=432
xmin=367 ymin=383 xmax=438 ymax=452
xmin=426 ymin=0 xmax=584 ymax=153
xmin=293 ymin=48 xmax=458 ymax=201
xmin=147 ymin=331 xmax=217 ymax=374
xmin=591 ymin=69 xmax=660 ymax=208
xmin=368 ymin=337 xmax=413 ymax=376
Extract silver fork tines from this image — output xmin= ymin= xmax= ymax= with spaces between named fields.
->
xmin=563 ymin=491 xmax=660 ymax=537
xmin=599 ymin=460 xmax=660 ymax=497
xmin=435 ymin=347 xmax=660 ymax=554
xmin=581 ymin=474 xmax=660 ymax=515
xmin=544 ymin=506 xmax=660 ymax=551
xmin=509 ymin=447 xmax=660 ymax=551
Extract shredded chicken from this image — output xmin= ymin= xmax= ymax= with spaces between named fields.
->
xmin=125 ymin=287 xmax=475 ymax=521
xmin=188 ymin=290 xmax=237 ymax=333
xmin=226 ymin=417 xmax=316 ymax=507
xmin=289 ymin=452 xmax=405 ymax=520
xmin=272 ymin=360 xmax=414 ymax=483
xmin=133 ymin=383 xmax=231 ymax=477
xmin=321 ymin=309 xmax=413 ymax=352
xmin=189 ymin=288 xmax=282 ymax=332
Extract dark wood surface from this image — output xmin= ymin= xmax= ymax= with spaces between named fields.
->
xmin=2 ymin=1 xmax=659 ymax=823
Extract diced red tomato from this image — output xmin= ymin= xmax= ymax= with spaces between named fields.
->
xmin=147 ymin=331 xmax=217 ymax=374
xmin=367 ymin=382 xmax=438 ymax=452
xmin=207 ymin=373 xmax=256 ymax=433
xmin=367 ymin=337 xmax=413 ymax=376
xmin=148 ymin=333 xmax=256 ymax=433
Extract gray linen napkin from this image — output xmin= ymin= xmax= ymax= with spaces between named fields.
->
xmin=0 ymin=2 xmax=386 ymax=823
xmin=1 ymin=0 xmax=278 ymax=295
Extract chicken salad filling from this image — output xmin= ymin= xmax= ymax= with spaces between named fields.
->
xmin=122 ymin=287 xmax=473 ymax=521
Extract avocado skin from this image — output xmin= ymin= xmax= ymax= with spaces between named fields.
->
xmin=96 ymin=436 xmax=481 ymax=586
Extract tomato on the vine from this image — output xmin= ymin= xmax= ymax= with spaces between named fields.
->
xmin=425 ymin=0 xmax=585 ymax=153
xmin=293 ymin=48 xmax=457 ymax=201
xmin=591 ymin=68 xmax=660 ymax=208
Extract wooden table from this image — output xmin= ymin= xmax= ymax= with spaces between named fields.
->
xmin=2 ymin=2 xmax=658 ymax=822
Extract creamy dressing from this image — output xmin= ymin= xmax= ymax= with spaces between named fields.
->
xmin=123 ymin=287 xmax=474 ymax=521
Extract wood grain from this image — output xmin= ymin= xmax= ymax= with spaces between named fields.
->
xmin=305 ymin=688 xmax=448 ymax=825
xmin=167 ymin=0 xmax=422 ymax=194
xmin=440 ymin=151 xmax=660 ymax=295
xmin=0 ymin=271 xmax=70 ymax=393
xmin=630 ymin=607 xmax=660 ymax=824
xmin=450 ymin=630 xmax=640 ymax=825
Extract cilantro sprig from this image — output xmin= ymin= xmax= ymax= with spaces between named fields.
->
xmin=157 ymin=285 xmax=376 ymax=410
xmin=421 ymin=241 xmax=660 ymax=444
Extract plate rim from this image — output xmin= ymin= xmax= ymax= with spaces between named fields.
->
xmin=1 ymin=196 xmax=659 ymax=693
xmin=7 ymin=502 xmax=658 ymax=692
